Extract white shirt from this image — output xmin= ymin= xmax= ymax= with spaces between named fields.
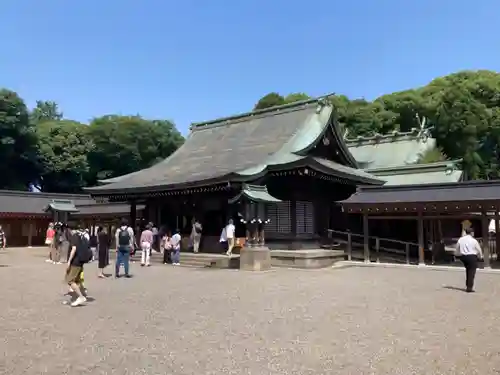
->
xmin=225 ymin=224 xmax=235 ymax=239
xmin=219 ymin=228 xmax=227 ymax=242
xmin=456 ymin=234 xmax=483 ymax=256
xmin=489 ymin=219 xmax=496 ymax=233
xmin=170 ymin=233 xmax=181 ymax=249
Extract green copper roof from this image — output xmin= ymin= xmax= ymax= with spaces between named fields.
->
xmin=369 ymin=160 xmax=463 ymax=186
xmin=346 ymin=129 xmax=436 ymax=169
xmin=228 ymin=184 xmax=281 ymax=204
xmin=45 ymin=199 xmax=79 ymax=213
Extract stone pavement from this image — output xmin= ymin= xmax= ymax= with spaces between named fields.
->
xmin=2 ymin=248 xmax=500 ymax=374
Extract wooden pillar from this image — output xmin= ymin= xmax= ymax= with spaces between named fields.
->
xmin=495 ymin=211 xmax=500 ymax=262
xmin=481 ymin=212 xmax=491 ymax=268
xmin=288 ymin=200 xmax=301 ymax=250
xmin=418 ymin=213 xmax=425 ymax=266
xmin=130 ymin=201 xmax=137 ymax=228
xmin=363 ymin=212 xmax=370 ymax=263
xmin=28 ymin=221 xmax=34 ymax=248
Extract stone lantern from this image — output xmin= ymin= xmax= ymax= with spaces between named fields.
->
xmin=228 ymin=184 xmax=281 ymax=271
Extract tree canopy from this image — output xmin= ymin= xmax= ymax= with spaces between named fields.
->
xmin=0 ymin=89 xmax=39 ymax=189
xmin=0 ymin=90 xmax=184 ymax=192
xmin=254 ymin=70 xmax=500 ymax=180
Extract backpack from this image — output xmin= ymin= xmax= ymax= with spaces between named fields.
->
xmin=118 ymin=227 xmax=131 ymax=246
xmin=76 ymin=232 xmax=92 ymax=264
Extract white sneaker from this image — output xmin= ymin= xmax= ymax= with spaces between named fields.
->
xmin=71 ymin=296 xmax=87 ymax=307
xmin=174 ymin=263 xmax=180 ymax=266
xmin=45 ymin=259 xmax=52 ymax=263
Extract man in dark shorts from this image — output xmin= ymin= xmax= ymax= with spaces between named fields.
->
xmin=65 ymin=225 xmax=89 ymax=307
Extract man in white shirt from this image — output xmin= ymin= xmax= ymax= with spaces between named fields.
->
xmin=456 ymin=227 xmax=483 ymax=292
xmin=170 ymin=229 xmax=182 ymax=266
xmin=225 ymin=219 xmax=236 ymax=256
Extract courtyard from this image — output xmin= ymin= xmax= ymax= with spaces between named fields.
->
xmin=1 ymin=248 xmax=500 ymax=374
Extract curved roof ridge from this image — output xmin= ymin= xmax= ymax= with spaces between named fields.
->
xmin=190 ymin=94 xmax=335 ymax=131
xmin=345 ymin=127 xmax=432 ymax=146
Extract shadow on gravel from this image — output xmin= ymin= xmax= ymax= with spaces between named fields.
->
xmin=443 ymin=285 xmax=467 ymax=292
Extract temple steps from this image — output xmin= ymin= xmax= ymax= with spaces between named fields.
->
xmin=128 ymin=251 xmax=239 ymax=269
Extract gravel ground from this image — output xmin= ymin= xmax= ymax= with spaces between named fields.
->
xmin=1 ymin=248 xmax=500 ymax=375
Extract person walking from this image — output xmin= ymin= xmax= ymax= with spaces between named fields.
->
xmin=45 ymin=223 xmax=54 ymax=262
xmin=0 ymin=225 xmax=6 ymax=250
xmin=89 ymin=231 xmax=98 ymax=262
xmin=51 ymin=223 xmax=64 ymax=264
xmin=170 ymin=229 xmax=182 ymax=266
xmin=455 ymin=227 xmax=484 ymax=293
xmin=151 ymin=223 xmax=159 ymax=252
xmin=190 ymin=218 xmax=203 ymax=253
xmin=140 ymin=223 xmax=154 ymax=267
xmin=59 ymin=224 xmax=72 ymax=263
xmin=115 ymin=218 xmax=134 ymax=278
xmin=225 ymin=219 xmax=236 ymax=256
xmin=97 ymin=226 xmax=110 ymax=278
xmin=64 ymin=224 xmax=93 ymax=307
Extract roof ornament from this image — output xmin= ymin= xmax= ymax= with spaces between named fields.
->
xmin=416 ymin=113 xmax=432 ymax=142
xmin=315 ymin=98 xmax=327 ymax=114
xmin=343 ymin=128 xmax=349 ymax=139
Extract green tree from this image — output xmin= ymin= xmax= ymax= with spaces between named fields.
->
xmin=417 ymin=147 xmax=448 ymax=164
xmin=430 ymin=84 xmax=489 ymax=179
xmin=0 ymin=89 xmax=39 ymax=189
xmin=30 ymin=100 xmax=63 ymax=124
xmin=284 ymin=93 xmax=310 ymax=103
xmin=87 ymin=115 xmax=184 ymax=183
xmin=254 ymin=93 xmax=285 ymax=110
xmin=36 ymin=120 xmax=93 ymax=192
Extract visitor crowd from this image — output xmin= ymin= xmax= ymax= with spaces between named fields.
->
xmin=37 ymin=217 xmax=237 ymax=307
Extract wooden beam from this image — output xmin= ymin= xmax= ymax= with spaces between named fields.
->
xmin=367 ymin=214 xmax=500 ymax=220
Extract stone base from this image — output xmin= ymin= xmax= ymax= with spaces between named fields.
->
xmin=240 ymin=246 xmax=271 ymax=271
xmin=271 ymin=249 xmax=346 ymax=269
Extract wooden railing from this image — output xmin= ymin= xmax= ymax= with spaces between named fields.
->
xmin=326 ymin=229 xmax=419 ymax=264
xmin=327 ymin=229 xmax=500 ymax=266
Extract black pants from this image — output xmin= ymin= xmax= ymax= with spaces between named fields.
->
xmin=460 ymin=254 xmax=478 ymax=291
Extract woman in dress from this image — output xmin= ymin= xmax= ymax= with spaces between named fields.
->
xmin=97 ymin=226 xmax=110 ymax=278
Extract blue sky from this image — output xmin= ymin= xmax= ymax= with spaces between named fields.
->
xmin=1 ymin=1 xmax=498 ymax=135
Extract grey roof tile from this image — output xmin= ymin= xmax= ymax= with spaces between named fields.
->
xmin=340 ymin=180 xmax=500 ymax=206
xmin=88 ymin=100 xmax=324 ymax=193
xmin=0 ymin=190 xmax=137 ymax=216
xmin=87 ymin=97 xmax=383 ymax=195
xmin=346 ymin=131 xmax=436 ymax=169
